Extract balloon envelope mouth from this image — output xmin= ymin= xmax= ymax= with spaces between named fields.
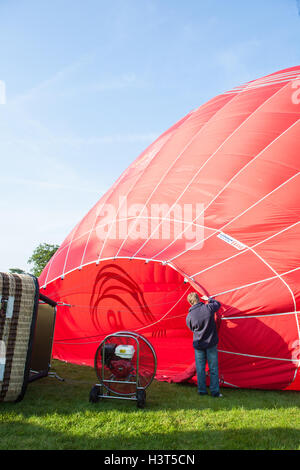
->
xmin=43 ymin=258 xmax=195 ymax=380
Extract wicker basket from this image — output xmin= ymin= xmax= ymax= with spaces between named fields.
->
xmin=0 ymin=273 xmax=39 ymax=402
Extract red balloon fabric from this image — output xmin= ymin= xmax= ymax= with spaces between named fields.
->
xmin=39 ymin=66 xmax=300 ymax=390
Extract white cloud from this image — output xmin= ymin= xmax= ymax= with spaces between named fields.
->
xmin=10 ymin=54 xmax=94 ymax=106
xmin=3 ymin=176 xmax=101 ymax=194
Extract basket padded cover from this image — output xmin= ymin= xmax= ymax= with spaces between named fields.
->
xmin=0 ymin=273 xmax=39 ymax=402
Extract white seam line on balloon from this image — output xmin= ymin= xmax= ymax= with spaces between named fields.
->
xmin=43 ymin=224 xmax=79 ymax=285
xmin=225 ymin=77 xmax=300 ymax=94
xmin=42 ymin=75 xmax=300 ymax=382
xmin=50 ymin=167 xmax=300 ymax=271
xmin=115 ymin=119 xmax=215 ymax=258
xmin=43 ymin=213 xmax=218 ymax=271
xmin=195 ymin=226 xmax=300 ymax=365
xmin=54 ymin=302 xmax=297 ymax=317
xmin=78 ymin=165 xmax=130 ymax=270
xmin=58 ymin=295 xmax=191 ymax=311
xmin=42 ymin=155 xmax=300 ymax=330
xmin=62 ymin=217 xmax=92 ymax=278
xmin=210 ymin=266 xmax=300 ymax=298
xmin=71 ymin=215 xmax=219 ymax=260
xmin=212 ymin=238 xmax=300 ymax=382
xmin=99 ymin=104 xmax=220 ymax=263
xmin=96 ymin=134 xmax=173 ymax=264
xmin=65 ymin=222 xmax=298 ymax=373
xmin=248 ymin=71 xmax=300 ymax=83
xmin=134 ymin=285 xmax=191 ymax=333
xmin=141 ymin=81 xmax=293 ymax=262
xmin=50 ymin=286 xmax=191 ymax=346
xmin=92 ymin=215 xmax=219 ymax=240
xmin=233 ymin=70 xmax=300 ymax=87
xmin=41 ymin=255 xmax=185 ymax=289
xmin=113 ymin=103 xmax=236 ymax=258
xmin=44 ymin=221 xmax=81 ymax=284
xmin=236 ymin=78 xmax=298 ymax=90
xmin=225 ymin=73 xmax=295 ymax=93
xmin=191 ymin=220 xmax=300 ymax=278
xmin=115 ymin=89 xmax=249 ymax=260
xmin=150 ymin=116 xmax=300 ymax=262
xmin=161 ymin=107 xmax=299 ymax=382
xmin=218 ymin=349 xmax=298 ymax=363
xmin=61 ymin=227 xmax=78 ymax=280
xmin=224 ymin=71 xmax=300 ymax=93
xmin=169 ymin=170 xmax=300 ymax=263
xmin=43 ymin=249 xmax=59 ymax=286
xmin=229 ymin=72 xmax=300 ymax=89
xmin=96 ymin=110 xmax=197 ymax=264
xmin=50 ymin=309 xmax=299 ymax=364
xmin=95 ymin=215 xmax=218 ymax=233
xmin=137 ymin=309 xmax=299 ymax=322
xmin=247 ymin=246 xmax=297 ymax=311
xmin=45 ymin=270 xmax=300 ymax=379
xmin=42 ymin=237 xmax=300 ymax=357
xmin=221 ymin=311 xmax=300 ymax=320
xmin=48 ymin=342 xmax=298 ymax=364
xmin=292 ymin=361 xmax=300 ymax=383
xmin=187 ymin=220 xmax=299 ymax=317
xmin=82 ymin=124 xmax=188 ymax=269
xmin=223 ymin=73 xmax=300 ymax=95
xmin=41 ymin=211 xmax=217 ymax=287
xmin=227 ymin=245 xmax=299 ymax=364
xmin=130 ymin=99 xmax=272 ymax=259
xmin=226 ymin=80 xmax=292 ymax=94
xmin=248 ymin=73 xmax=300 ymax=84
xmin=47 ymin=79 xmax=296 ymax=273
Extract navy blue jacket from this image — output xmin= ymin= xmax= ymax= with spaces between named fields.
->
xmin=186 ymin=298 xmax=221 ymax=350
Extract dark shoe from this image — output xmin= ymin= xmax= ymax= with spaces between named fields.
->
xmin=198 ymin=392 xmax=208 ymax=396
xmin=211 ymin=393 xmax=223 ymax=398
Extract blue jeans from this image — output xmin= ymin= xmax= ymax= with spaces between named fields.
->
xmin=194 ymin=345 xmax=220 ymax=395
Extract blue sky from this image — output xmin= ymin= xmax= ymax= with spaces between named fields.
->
xmin=0 ymin=0 xmax=299 ymax=272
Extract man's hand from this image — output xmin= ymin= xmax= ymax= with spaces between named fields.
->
xmin=201 ymin=295 xmax=209 ymax=301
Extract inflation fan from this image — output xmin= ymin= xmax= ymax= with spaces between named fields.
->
xmin=89 ymin=331 xmax=157 ymax=408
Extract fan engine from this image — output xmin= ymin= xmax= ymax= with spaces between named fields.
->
xmin=102 ymin=343 xmax=135 ymax=379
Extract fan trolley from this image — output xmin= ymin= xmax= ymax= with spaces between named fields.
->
xmin=89 ymin=331 xmax=157 ymax=408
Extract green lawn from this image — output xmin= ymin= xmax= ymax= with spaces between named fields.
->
xmin=0 ymin=359 xmax=299 ymax=450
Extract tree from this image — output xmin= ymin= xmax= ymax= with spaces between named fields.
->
xmin=27 ymin=243 xmax=59 ymax=277
xmin=9 ymin=268 xmax=27 ymax=274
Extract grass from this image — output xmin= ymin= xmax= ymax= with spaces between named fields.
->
xmin=0 ymin=359 xmax=299 ymax=450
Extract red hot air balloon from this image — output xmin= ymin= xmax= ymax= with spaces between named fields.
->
xmin=39 ymin=66 xmax=300 ymax=391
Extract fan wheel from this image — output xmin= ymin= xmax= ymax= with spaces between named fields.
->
xmin=136 ymin=389 xmax=146 ymax=408
xmin=89 ymin=384 xmax=101 ymax=403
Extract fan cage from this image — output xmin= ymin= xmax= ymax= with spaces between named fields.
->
xmin=94 ymin=331 xmax=157 ymax=397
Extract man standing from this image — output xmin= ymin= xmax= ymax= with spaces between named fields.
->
xmin=186 ymin=292 xmax=222 ymax=397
